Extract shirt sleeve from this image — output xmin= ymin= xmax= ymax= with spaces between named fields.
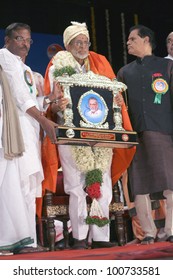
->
xmin=0 ymin=49 xmax=38 ymax=113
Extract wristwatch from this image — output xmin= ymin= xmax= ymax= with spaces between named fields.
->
xmin=44 ymin=96 xmax=52 ymax=104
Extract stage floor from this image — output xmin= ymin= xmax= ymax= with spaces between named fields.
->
xmin=1 ymin=241 xmax=173 ymax=260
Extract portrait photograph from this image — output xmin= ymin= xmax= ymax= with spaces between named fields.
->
xmin=77 ymin=90 xmax=108 ymax=125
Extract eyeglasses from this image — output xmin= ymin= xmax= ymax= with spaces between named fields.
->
xmin=14 ymin=36 xmax=33 ymax=44
xmin=73 ymin=41 xmax=91 ymax=48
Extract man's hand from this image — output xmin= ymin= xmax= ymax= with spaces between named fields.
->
xmin=26 ymin=106 xmax=58 ymax=144
xmin=49 ymin=81 xmax=64 ymax=103
xmin=39 ymin=117 xmax=58 ymax=144
xmin=114 ymin=92 xmax=124 ymax=106
xmin=51 ymin=96 xmax=69 ymax=113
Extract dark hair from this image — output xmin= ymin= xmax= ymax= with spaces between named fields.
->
xmin=129 ymin=24 xmax=156 ymax=50
xmin=5 ymin=22 xmax=31 ymax=37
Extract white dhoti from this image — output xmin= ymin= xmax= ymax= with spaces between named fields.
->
xmin=18 ymin=116 xmax=44 ymax=247
xmin=0 ymin=149 xmax=34 ymax=250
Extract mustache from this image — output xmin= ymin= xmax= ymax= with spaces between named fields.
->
xmin=21 ymin=46 xmax=29 ymax=52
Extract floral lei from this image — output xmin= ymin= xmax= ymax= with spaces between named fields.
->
xmin=52 ymin=50 xmax=113 ymax=227
xmin=71 ymin=146 xmax=112 ymax=227
xmin=51 ymin=50 xmax=85 ymax=76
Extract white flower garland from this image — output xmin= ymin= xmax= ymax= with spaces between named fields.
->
xmin=52 ymin=50 xmax=84 ymax=74
xmin=89 ymin=198 xmax=104 ymax=217
xmin=71 ymin=146 xmax=112 ymax=225
xmin=71 ymin=146 xmax=113 ymax=175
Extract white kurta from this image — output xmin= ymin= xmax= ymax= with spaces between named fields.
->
xmin=0 ymin=48 xmax=45 ymax=249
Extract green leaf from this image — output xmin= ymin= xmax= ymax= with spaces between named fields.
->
xmin=53 ymin=66 xmax=76 ymax=77
xmin=85 ymin=216 xmax=110 ymax=227
xmin=85 ymin=169 xmax=103 ymax=186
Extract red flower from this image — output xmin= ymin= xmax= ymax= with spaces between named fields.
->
xmin=86 ymin=182 xmax=101 ymax=199
xmin=152 ymin=73 xmax=162 ymax=78
xmin=91 ymin=216 xmax=107 ymax=220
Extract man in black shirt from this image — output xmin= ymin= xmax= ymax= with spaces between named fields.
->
xmin=117 ymin=25 xmax=173 ymax=244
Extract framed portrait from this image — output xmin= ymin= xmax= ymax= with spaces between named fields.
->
xmin=55 ymin=71 xmax=138 ymax=148
xmin=70 ymin=86 xmax=114 ymax=129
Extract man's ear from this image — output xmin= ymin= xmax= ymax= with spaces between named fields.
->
xmin=144 ymin=36 xmax=149 ymax=44
xmin=4 ymin=36 xmax=9 ymax=46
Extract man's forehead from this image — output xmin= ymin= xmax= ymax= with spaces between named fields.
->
xmin=129 ymin=30 xmax=139 ymax=37
xmin=13 ymin=29 xmax=30 ymax=35
xmin=73 ymin=34 xmax=88 ymax=40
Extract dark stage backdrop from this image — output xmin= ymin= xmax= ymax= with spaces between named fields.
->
xmin=1 ymin=0 xmax=173 ymax=75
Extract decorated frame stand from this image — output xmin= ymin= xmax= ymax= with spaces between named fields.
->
xmin=55 ymin=71 xmax=138 ymax=148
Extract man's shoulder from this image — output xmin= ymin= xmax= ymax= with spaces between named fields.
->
xmin=154 ymin=55 xmax=173 ymax=66
xmin=118 ymin=61 xmax=135 ymax=72
xmin=89 ymin=51 xmax=115 ymax=77
xmin=154 ymin=54 xmax=169 ymax=61
xmin=89 ymin=51 xmax=106 ymax=59
xmin=0 ymin=48 xmax=9 ymax=56
xmin=0 ymin=48 xmax=18 ymax=65
xmin=0 ymin=48 xmax=20 ymax=61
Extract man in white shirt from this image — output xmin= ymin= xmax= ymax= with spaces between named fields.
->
xmin=0 ymin=66 xmax=33 ymax=255
xmin=0 ymin=23 xmax=59 ymax=254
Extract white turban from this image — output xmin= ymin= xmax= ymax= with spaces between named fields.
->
xmin=63 ymin=21 xmax=90 ymax=48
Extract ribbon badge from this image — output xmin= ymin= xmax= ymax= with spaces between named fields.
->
xmin=151 ymin=77 xmax=168 ymax=104
xmin=24 ymin=70 xmax=33 ymax=93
